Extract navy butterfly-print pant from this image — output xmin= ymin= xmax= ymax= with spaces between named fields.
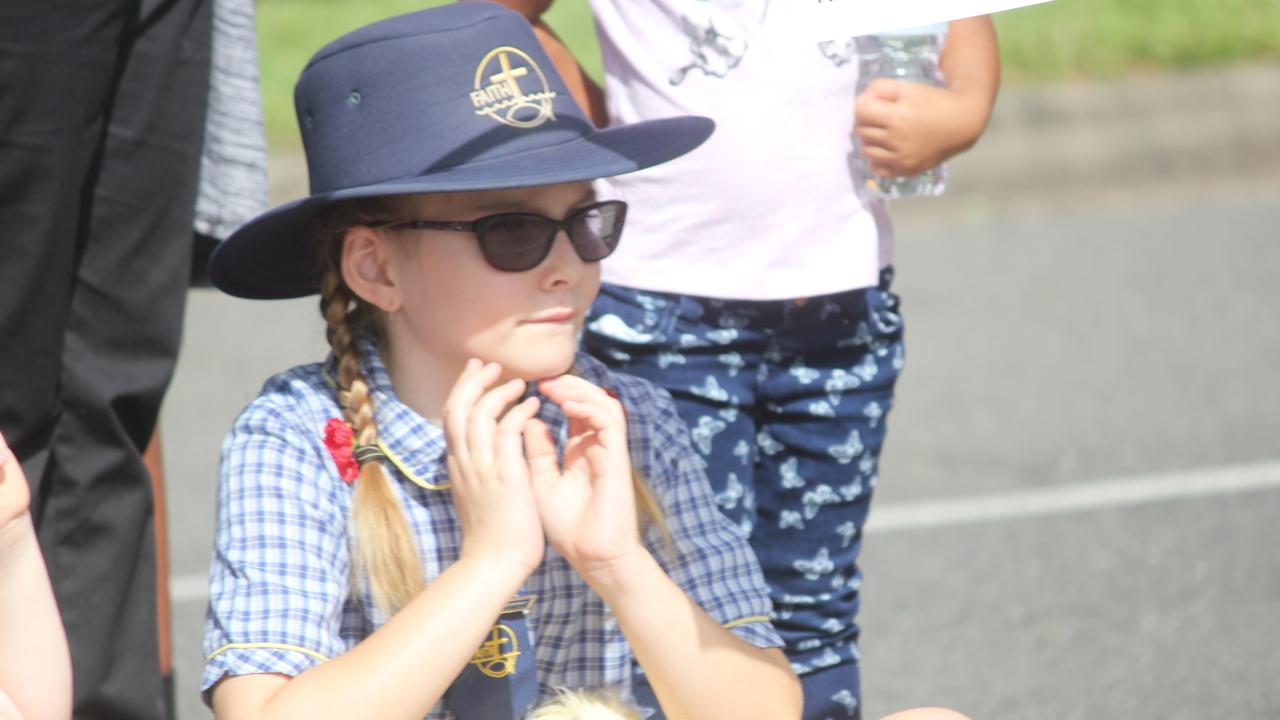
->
xmin=584 ymin=268 xmax=904 ymax=720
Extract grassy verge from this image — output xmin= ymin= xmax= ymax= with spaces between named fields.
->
xmin=254 ymin=0 xmax=600 ymax=152
xmin=995 ymin=0 xmax=1280 ymax=82
xmin=255 ymin=0 xmax=1280 ymax=151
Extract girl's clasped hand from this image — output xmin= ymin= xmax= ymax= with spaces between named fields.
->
xmin=444 ymin=359 xmax=640 ymax=585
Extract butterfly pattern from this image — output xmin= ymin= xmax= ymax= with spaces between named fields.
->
xmin=827 ymin=429 xmax=864 ymax=464
xmin=690 ymin=414 xmax=728 ymax=454
xmin=824 ymin=368 xmax=861 ymax=406
xmin=794 ymin=548 xmax=834 ymax=580
xmin=715 ymin=471 xmax=745 ymax=509
xmin=581 ymin=270 xmax=905 ymax=705
xmin=779 ymin=509 xmax=805 ymax=530
xmin=779 ymin=457 xmax=807 ymax=489
xmin=835 ymin=521 xmax=858 ymax=548
xmin=831 ymin=689 xmax=859 ymax=716
xmin=718 ymin=351 xmax=745 ymax=377
xmin=689 ymin=375 xmax=730 ymax=402
xmin=657 ymin=349 xmax=687 ymax=369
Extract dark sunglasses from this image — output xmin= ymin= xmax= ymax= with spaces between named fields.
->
xmin=369 ymin=199 xmax=627 ymax=272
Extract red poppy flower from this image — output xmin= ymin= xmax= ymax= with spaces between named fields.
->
xmin=323 ymin=418 xmax=358 ymax=483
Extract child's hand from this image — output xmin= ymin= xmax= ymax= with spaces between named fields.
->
xmin=444 ymin=360 xmax=546 ymax=579
xmin=854 ymin=78 xmax=990 ymax=178
xmin=524 ymin=375 xmax=640 ymax=580
xmin=0 ymin=430 xmax=31 ymax=529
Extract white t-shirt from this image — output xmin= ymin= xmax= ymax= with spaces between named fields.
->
xmin=589 ymin=0 xmax=892 ymax=300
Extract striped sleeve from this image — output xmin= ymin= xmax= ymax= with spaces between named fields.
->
xmin=625 ymin=378 xmax=784 ymax=650
xmin=202 ymin=394 xmax=352 ymax=696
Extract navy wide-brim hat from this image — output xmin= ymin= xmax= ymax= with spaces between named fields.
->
xmin=210 ymin=3 xmax=714 ymax=299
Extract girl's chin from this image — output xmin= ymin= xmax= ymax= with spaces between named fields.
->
xmin=501 ymin=351 xmax=578 ymax=382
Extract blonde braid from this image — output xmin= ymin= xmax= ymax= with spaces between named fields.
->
xmin=632 ymin=469 xmax=672 ymax=555
xmin=318 ymin=202 xmax=424 ymax=615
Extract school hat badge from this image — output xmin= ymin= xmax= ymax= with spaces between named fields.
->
xmin=209 ymin=2 xmax=714 ymax=299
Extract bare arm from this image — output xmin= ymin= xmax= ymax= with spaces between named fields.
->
xmin=591 ymin=550 xmax=801 ymax=719
xmin=0 ymin=434 xmax=72 ymax=720
xmin=938 ymin=15 xmax=1001 ymax=150
xmin=482 ymin=0 xmax=608 ymax=126
xmin=212 ymin=362 xmax=546 ymax=720
xmin=212 ymin=557 xmax=528 ymax=719
xmin=530 ymin=377 xmax=803 ymax=719
xmin=854 ymin=16 xmax=1000 ymax=177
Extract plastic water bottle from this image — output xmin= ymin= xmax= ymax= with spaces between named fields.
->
xmin=855 ymin=24 xmax=948 ymax=200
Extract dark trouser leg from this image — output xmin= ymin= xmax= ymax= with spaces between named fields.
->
xmin=1 ymin=0 xmax=211 ymax=717
xmin=46 ymin=1 xmax=211 ymax=715
xmin=0 ymin=0 xmax=135 ymax=490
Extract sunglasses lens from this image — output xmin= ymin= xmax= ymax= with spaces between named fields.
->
xmin=470 ymin=202 xmax=626 ymax=271
xmin=476 ymin=216 xmax=555 ymax=271
xmin=569 ymin=202 xmax=624 ymax=261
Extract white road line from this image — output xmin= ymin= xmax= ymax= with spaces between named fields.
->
xmin=866 ymin=459 xmax=1280 ymax=533
xmin=168 ymin=459 xmax=1280 ymax=604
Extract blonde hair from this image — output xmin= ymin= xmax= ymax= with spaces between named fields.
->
xmin=315 ymin=196 xmax=670 ymax=615
xmin=528 ymin=688 xmax=640 ymax=720
xmin=317 ymin=197 xmax=424 ymax=615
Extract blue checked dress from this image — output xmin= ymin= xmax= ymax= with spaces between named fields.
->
xmin=202 ymin=336 xmax=782 ymax=717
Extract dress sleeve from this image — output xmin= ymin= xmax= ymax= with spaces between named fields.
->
xmin=202 ymin=396 xmax=354 ymax=697
xmin=629 ymin=382 xmax=784 ymax=651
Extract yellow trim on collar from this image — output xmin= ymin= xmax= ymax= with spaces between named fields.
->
xmin=205 ymin=642 xmax=331 ymax=664
xmin=722 ymin=615 xmax=772 ymax=630
xmin=376 ymin=439 xmax=449 ymax=490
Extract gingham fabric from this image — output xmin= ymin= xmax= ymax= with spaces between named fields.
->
xmin=202 ymin=336 xmax=782 ymax=716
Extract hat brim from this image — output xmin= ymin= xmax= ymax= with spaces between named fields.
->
xmin=210 ymin=115 xmax=713 ymax=299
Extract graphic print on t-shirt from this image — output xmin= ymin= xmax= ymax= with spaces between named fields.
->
xmin=817 ymin=37 xmax=858 ymax=67
xmin=669 ymin=0 xmax=768 ymax=85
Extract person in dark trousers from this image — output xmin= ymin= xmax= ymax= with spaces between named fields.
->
xmin=0 ymin=1 xmax=212 ymax=717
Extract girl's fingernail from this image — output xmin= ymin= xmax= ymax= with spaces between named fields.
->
xmin=465 ymin=358 xmax=480 ymax=371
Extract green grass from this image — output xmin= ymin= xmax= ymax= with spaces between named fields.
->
xmin=255 ymin=0 xmax=1280 ymax=151
xmin=254 ymin=0 xmax=601 ymax=152
xmin=995 ymin=0 xmax=1280 ymax=82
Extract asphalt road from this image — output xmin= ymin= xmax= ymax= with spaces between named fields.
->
xmin=160 ymin=185 xmax=1280 ymax=719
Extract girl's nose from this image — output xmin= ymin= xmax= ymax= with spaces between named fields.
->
xmin=538 ymin=230 xmax=586 ymax=290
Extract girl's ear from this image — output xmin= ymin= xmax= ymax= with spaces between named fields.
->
xmin=341 ymin=226 xmax=403 ymax=313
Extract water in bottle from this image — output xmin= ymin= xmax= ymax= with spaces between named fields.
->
xmin=855 ymin=24 xmax=948 ymax=200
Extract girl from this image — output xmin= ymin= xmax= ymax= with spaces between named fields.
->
xmin=202 ymin=5 xmax=798 ymax=719
xmin=201 ymin=5 xmax=970 ymax=719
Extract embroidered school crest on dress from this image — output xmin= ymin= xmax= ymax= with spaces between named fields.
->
xmin=471 ymin=46 xmax=557 ymax=128
xmin=471 ymin=623 xmax=521 ymax=678
xmin=445 ymin=595 xmax=538 ymax=719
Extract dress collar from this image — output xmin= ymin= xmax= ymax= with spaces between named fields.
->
xmin=354 ymin=334 xmax=449 ymax=490
xmin=338 ymin=336 xmax=608 ymax=490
